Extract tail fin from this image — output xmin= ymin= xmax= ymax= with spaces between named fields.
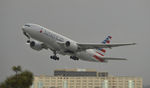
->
xmin=102 ymin=36 xmax=112 ymax=44
xmin=96 ymin=36 xmax=112 ymax=56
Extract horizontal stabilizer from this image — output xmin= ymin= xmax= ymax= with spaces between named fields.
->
xmin=101 ymin=57 xmax=127 ymax=60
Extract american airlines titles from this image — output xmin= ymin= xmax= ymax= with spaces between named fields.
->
xmin=44 ymin=30 xmax=64 ymax=42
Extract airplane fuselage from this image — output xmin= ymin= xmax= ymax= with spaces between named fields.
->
xmin=22 ymin=23 xmax=99 ymax=62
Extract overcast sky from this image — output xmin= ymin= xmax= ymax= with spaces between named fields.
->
xmin=0 ymin=0 xmax=150 ymax=86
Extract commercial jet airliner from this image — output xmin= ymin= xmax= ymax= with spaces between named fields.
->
xmin=22 ymin=23 xmax=136 ymax=62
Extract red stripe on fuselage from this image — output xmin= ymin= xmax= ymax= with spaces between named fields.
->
xmin=96 ymin=51 xmax=104 ymax=56
xmin=93 ymin=55 xmax=104 ymax=62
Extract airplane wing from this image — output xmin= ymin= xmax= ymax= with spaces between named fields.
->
xmin=78 ymin=43 xmax=136 ymax=50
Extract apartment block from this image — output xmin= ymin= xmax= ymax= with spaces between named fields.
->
xmin=31 ymin=69 xmax=142 ymax=88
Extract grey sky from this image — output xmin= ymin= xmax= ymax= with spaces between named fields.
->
xmin=0 ymin=0 xmax=150 ymax=86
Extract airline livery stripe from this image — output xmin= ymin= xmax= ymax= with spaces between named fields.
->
xmin=40 ymin=30 xmax=42 ymax=33
xmin=93 ymin=55 xmax=104 ymax=62
xmin=106 ymin=40 xmax=110 ymax=43
xmin=100 ymin=48 xmax=106 ymax=53
xmin=96 ymin=51 xmax=104 ymax=56
xmin=108 ymin=36 xmax=112 ymax=39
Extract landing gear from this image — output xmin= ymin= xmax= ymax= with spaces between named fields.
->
xmin=50 ymin=51 xmax=59 ymax=60
xmin=50 ymin=55 xmax=59 ymax=60
xmin=70 ymin=56 xmax=79 ymax=60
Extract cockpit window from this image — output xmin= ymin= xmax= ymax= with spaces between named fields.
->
xmin=24 ymin=24 xmax=31 ymax=27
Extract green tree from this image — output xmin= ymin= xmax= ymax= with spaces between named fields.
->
xmin=12 ymin=65 xmax=22 ymax=75
xmin=0 ymin=66 xmax=33 ymax=88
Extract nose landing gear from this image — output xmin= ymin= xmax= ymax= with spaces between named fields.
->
xmin=50 ymin=55 xmax=59 ymax=60
xmin=70 ymin=56 xmax=79 ymax=60
xmin=50 ymin=51 xmax=59 ymax=60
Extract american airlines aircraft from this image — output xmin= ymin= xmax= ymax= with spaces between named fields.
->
xmin=22 ymin=23 xmax=136 ymax=62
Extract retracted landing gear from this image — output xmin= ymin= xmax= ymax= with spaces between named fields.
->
xmin=50 ymin=51 xmax=59 ymax=60
xmin=70 ymin=56 xmax=79 ymax=60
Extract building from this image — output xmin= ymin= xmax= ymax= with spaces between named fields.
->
xmin=54 ymin=68 xmax=108 ymax=77
xmin=31 ymin=68 xmax=142 ymax=88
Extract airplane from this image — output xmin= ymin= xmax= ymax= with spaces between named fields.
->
xmin=22 ymin=23 xmax=136 ymax=62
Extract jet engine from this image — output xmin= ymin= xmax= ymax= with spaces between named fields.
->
xmin=65 ymin=41 xmax=78 ymax=51
xmin=30 ymin=41 xmax=43 ymax=51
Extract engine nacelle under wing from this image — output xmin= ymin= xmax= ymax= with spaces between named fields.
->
xmin=30 ymin=41 xmax=43 ymax=51
xmin=65 ymin=41 xmax=78 ymax=51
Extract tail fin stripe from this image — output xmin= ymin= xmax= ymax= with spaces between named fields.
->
xmin=106 ymin=40 xmax=110 ymax=43
xmin=108 ymin=36 xmax=112 ymax=39
xmin=97 ymin=36 xmax=112 ymax=56
xmin=96 ymin=51 xmax=104 ymax=56
xmin=98 ymin=48 xmax=106 ymax=53
xmin=93 ymin=55 xmax=104 ymax=62
xmin=102 ymin=36 xmax=112 ymax=44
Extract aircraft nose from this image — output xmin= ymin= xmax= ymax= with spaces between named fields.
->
xmin=22 ymin=26 xmax=26 ymax=31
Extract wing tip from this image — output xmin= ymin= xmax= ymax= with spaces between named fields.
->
xmin=118 ymin=58 xmax=127 ymax=60
xmin=124 ymin=58 xmax=128 ymax=60
xmin=132 ymin=43 xmax=136 ymax=45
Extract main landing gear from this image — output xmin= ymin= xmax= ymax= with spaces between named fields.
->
xmin=50 ymin=51 xmax=59 ymax=60
xmin=50 ymin=56 xmax=59 ymax=60
xmin=70 ymin=56 xmax=79 ymax=60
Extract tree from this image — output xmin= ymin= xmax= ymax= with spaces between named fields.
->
xmin=0 ymin=66 xmax=33 ymax=88
xmin=12 ymin=65 xmax=22 ymax=75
